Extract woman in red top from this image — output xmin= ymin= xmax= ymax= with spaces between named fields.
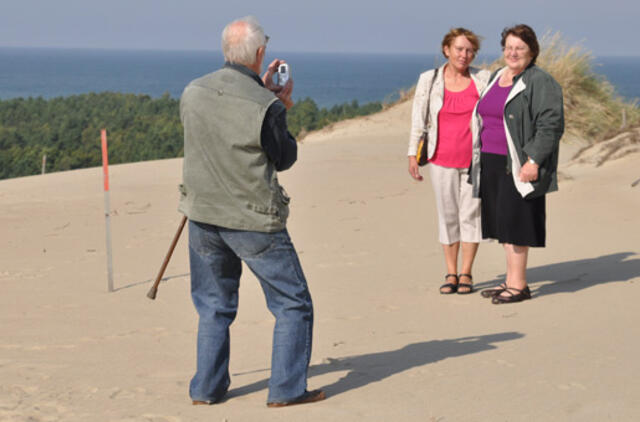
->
xmin=408 ymin=28 xmax=490 ymax=294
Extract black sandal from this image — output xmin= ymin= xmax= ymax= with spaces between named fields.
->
xmin=457 ymin=274 xmax=473 ymax=294
xmin=439 ymin=274 xmax=458 ymax=294
xmin=491 ymin=286 xmax=531 ymax=304
xmin=480 ymin=284 xmax=507 ymax=298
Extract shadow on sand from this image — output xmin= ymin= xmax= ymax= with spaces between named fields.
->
xmin=113 ymin=272 xmax=190 ymax=292
xmin=228 ymin=331 xmax=523 ymax=399
xmin=475 ymin=252 xmax=640 ymax=297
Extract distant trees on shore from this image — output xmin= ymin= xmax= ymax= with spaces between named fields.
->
xmin=287 ymin=98 xmax=382 ymax=136
xmin=2 ymin=35 xmax=639 ymax=181
xmin=0 ymin=93 xmax=382 ymax=180
xmin=0 ymin=92 xmax=181 ymax=180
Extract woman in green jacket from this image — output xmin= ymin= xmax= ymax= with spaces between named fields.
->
xmin=470 ymin=24 xmax=564 ymax=303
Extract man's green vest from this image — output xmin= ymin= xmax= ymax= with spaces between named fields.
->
xmin=178 ymin=67 xmax=290 ymax=232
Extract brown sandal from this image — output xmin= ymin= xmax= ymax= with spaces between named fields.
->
xmin=491 ymin=286 xmax=531 ymax=304
xmin=439 ymin=274 xmax=458 ymax=294
xmin=480 ymin=284 xmax=507 ymax=298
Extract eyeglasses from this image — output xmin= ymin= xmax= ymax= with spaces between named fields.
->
xmin=265 ymin=35 xmax=270 ymax=45
xmin=504 ymin=46 xmax=528 ymax=53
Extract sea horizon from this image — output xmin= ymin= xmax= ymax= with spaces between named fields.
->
xmin=4 ymin=45 xmax=640 ymax=57
xmin=1 ymin=46 xmax=638 ymax=108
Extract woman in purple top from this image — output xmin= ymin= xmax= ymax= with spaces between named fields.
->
xmin=472 ymin=24 xmax=564 ymax=304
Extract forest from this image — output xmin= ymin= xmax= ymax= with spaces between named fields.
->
xmin=0 ymin=93 xmax=382 ymax=180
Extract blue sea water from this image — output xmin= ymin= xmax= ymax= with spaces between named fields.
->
xmin=0 ymin=47 xmax=638 ymax=108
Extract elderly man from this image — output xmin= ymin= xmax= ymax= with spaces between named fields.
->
xmin=178 ymin=16 xmax=324 ymax=407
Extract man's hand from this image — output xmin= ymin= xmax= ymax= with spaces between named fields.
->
xmin=276 ymin=79 xmax=294 ymax=110
xmin=262 ymin=59 xmax=294 ymax=110
xmin=519 ymin=160 xmax=539 ymax=183
xmin=408 ymin=156 xmax=423 ymax=181
xmin=262 ymin=59 xmax=282 ymax=92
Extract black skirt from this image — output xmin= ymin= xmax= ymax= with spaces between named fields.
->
xmin=480 ymin=152 xmax=546 ymax=247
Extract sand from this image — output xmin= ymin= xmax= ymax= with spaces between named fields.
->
xmin=1 ymin=100 xmax=639 ymax=421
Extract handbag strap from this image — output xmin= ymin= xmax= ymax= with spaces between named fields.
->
xmin=423 ymin=67 xmax=439 ymax=132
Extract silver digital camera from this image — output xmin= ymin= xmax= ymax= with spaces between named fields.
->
xmin=277 ymin=63 xmax=290 ymax=86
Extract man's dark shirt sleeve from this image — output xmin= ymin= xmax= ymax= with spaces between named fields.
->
xmin=223 ymin=62 xmax=297 ymax=171
xmin=260 ymin=100 xmax=297 ymax=171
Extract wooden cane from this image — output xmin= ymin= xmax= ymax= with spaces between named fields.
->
xmin=147 ymin=215 xmax=188 ymax=300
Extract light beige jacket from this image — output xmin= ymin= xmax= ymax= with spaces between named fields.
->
xmin=408 ymin=64 xmax=491 ymax=159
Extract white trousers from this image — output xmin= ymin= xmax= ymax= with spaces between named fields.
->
xmin=428 ymin=163 xmax=482 ymax=245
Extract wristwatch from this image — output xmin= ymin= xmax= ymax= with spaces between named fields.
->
xmin=527 ymin=157 xmax=536 ymax=165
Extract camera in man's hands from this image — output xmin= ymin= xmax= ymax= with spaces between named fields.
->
xmin=277 ymin=63 xmax=290 ymax=86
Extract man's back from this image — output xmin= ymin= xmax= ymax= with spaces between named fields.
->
xmin=178 ymin=67 xmax=290 ymax=232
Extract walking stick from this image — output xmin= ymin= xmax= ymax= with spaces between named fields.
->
xmin=147 ymin=215 xmax=188 ymax=300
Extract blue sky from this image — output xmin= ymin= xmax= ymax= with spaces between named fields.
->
xmin=1 ymin=0 xmax=637 ymax=56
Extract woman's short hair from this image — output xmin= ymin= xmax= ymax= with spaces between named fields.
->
xmin=501 ymin=24 xmax=540 ymax=64
xmin=441 ymin=28 xmax=481 ymax=58
xmin=221 ymin=16 xmax=267 ymax=65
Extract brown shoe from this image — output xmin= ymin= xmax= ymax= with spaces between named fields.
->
xmin=491 ymin=286 xmax=531 ymax=304
xmin=480 ymin=284 xmax=507 ymax=298
xmin=192 ymin=400 xmax=212 ymax=405
xmin=267 ymin=389 xmax=326 ymax=408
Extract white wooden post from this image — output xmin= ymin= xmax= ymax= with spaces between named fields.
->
xmin=101 ymin=129 xmax=114 ymax=292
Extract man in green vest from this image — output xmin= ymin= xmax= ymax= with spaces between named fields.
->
xmin=178 ymin=16 xmax=324 ymax=407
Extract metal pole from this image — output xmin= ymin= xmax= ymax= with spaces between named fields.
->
xmin=41 ymin=154 xmax=47 ymax=175
xmin=101 ymin=129 xmax=114 ymax=292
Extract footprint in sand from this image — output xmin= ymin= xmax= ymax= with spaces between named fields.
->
xmin=0 ymin=387 xmax=70 ymax=422
xmin=557 ymin=382 xmax=587 ymax=391
xmin=496 ymin=359 xmax=516 ymax=368
xmin=115 ymin=415 xmax=182 ymax=422
xmin=378 ymin=304 xmax=399 ymax=312
xmin=108 ymin=387 xmax=148 ymax=400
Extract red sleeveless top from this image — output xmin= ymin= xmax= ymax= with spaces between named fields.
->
xmin=430 ymin=79 xmax=478 ymax=168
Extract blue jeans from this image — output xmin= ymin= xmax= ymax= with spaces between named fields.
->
xmin=187 ymin=220 xmax=314 ymax=403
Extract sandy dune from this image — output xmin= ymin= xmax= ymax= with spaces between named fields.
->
xmin=1 ymin=101 xmax=639 ymax=421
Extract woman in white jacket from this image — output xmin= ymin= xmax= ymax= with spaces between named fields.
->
xmin=408 ymin=28 xmax=490 ymax=294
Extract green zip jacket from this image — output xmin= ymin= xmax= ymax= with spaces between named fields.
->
xmin=471 ymin=64 xmax=564 ymax=199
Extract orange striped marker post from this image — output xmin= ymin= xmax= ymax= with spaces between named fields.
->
xmin=101 ymin=129 xmax=114 ymax=292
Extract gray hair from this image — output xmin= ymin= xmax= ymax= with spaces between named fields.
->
xmin=221 ymin=16 xmax=267 ymax=65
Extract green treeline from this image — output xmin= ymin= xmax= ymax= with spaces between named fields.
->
xmin=0 ymin=93 xmax=382 ymax=180
xmin=287 ymin=98 xmax=382 ymax=136
xmin=0 ymin=92 xmax=182 ymax=180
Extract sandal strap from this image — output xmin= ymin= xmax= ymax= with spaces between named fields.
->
xmin=492 ymin=285 xmax=532 ymax=303
xmin=503 ymin=286 xmax=527 ymax=295
xmin=495 ymin=287 xmax=523 ymax=299
xmin=441 ymin=274 xmax=459 ymax=293
xmin=480 ymin=284 xmax=507 ymax=298
xmin=458 ymin=273 xmax=473 ymax=280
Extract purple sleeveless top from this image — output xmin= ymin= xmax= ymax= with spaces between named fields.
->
xmin=478 ymin=82 xmax=511 ymax=155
